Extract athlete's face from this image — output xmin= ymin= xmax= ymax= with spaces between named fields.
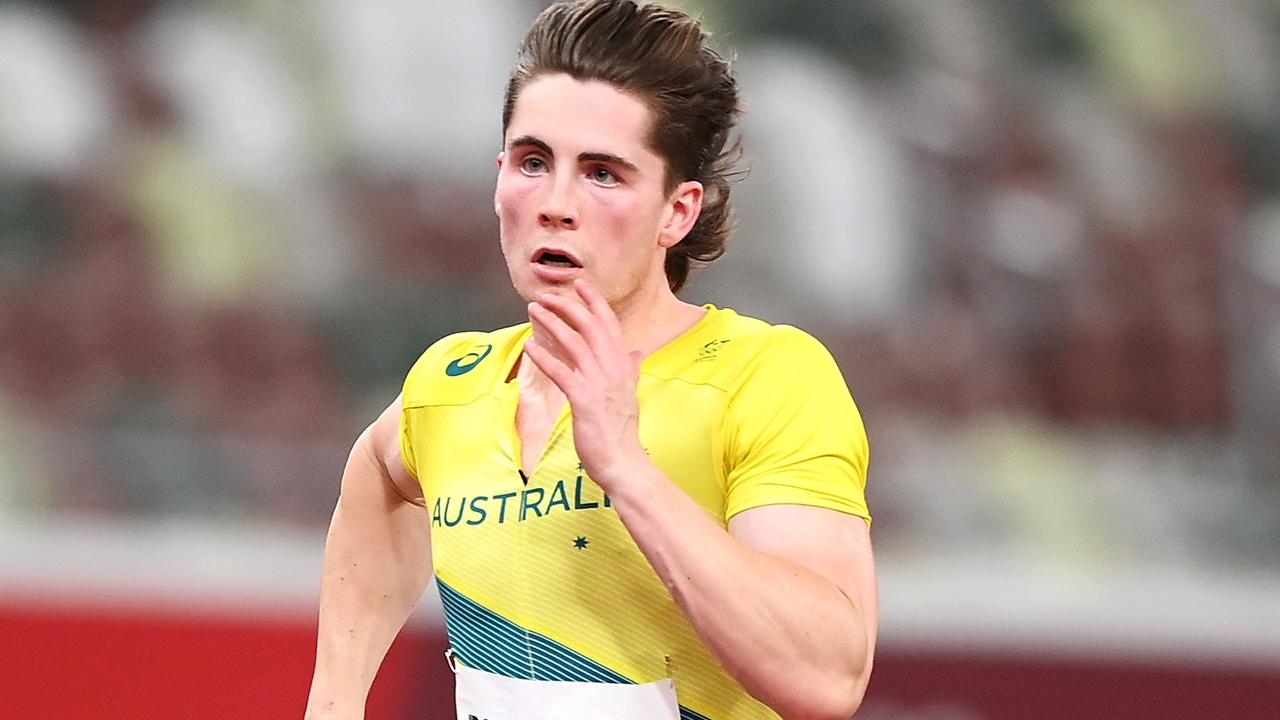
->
xmin=495 ymin=74 xmax=701 ymax=308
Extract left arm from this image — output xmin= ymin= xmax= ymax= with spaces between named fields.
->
xmin=524 ymin=282 xmax=877 ymax=719
xmin=610 ymin=469 xmax=877 ymax=720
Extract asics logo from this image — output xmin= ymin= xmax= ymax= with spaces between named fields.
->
xmin=446 ymin=344 xmax=493 ymax=376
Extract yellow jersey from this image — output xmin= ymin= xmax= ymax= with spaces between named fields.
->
xmin=400 ymin=306 xmax=870 ymax=720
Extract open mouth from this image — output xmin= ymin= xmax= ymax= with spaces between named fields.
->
xmin=532 ymin=248 xmax=582 ymax=269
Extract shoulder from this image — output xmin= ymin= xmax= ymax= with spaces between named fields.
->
xmin=740 ymin=321 xmax=835 ymax=367
xmin=670 ymin=307 xmax=841 ymax=392
xmin=733 ymin=323 xmax=847 ymax=401
xmin=402 ymin=323 xmax=530 ymax=409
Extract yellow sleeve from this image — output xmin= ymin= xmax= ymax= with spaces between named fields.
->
xmin=398 ymin=331 xmax=486 ymax=481
xmin=722 ymin=325 xmax=870 ymax=523
xmin=399 ymin=405 xmax=419 ymax=481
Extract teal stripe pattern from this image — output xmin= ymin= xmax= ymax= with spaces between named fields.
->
xmin=435 ymin=577 xmax=715 ymax=720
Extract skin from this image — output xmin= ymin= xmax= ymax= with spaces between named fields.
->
xmin=306 ymin=74 xmax=878 ymax=720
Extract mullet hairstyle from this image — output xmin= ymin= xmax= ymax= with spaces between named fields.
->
xmin=502 ymin=0 xmax=744 ymax=293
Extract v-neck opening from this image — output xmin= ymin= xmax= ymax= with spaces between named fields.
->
xmin=508 ymin=383 xmax=571 ymax=481
xmin=502 ymin=305 xmax=723 ymax=481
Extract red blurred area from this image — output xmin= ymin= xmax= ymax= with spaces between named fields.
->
xmin=3 ymin=599 xmax=1277 ymax=720
xmin=0 ymin=601 xmax=450 ymax=720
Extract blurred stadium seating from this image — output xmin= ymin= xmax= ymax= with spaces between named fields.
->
xmin=1 ymin=1 xmax=1278 ymax=718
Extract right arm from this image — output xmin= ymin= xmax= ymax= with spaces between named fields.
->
xmin=305 ymin=395 xmax=432 ymax=720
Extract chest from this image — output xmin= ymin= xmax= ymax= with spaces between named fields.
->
xmin=406 ymin=377 xmax=731 ymax=522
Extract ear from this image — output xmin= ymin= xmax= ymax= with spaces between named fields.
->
xmin=657 ymin=180 xmax=704 ymax=249
xmin=494 ymin=151 xmax=505 ymax=216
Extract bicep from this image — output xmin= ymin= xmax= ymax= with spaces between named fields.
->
xmin=729 ymin=505 xmax=878 ymax=644
xmin=361 ymin=394 xmax=425 ymax=507
xmin=321 ymin=395 xmax=433 ymax=640
xmin=333 ymin=394 xmax=432 ymax=578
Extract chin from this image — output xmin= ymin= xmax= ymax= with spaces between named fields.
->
xmin=509 ymin=273 xmax=561 ymax=303
xmin=504 ymin=268 xmax=534 ymax=301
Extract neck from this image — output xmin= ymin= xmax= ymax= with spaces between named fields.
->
xmin=610 ymin=277 xmax=703 ymax=357
xmin=519 ymin=278 xmax=706 ymax=394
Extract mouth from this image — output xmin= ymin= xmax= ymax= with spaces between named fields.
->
xmin=531 ymin=247 xmax=583 ymax=269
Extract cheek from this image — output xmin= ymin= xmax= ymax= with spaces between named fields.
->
xmin=595 ymin=193 xmax=661 ymax=251
xmin=591 ymin=190 xmax=642 ymax=233
xmin=496 ymin=173 xmax=537 ymax=214
xmin=495 ymin=181 xmax=533 ymax=239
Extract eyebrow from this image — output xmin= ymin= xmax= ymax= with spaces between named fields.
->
xmin=507 ymin=135 xmax=640 ymax=174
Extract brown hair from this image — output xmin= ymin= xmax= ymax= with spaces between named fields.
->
xmin=502 ymin=0 xmax=743 ymax=293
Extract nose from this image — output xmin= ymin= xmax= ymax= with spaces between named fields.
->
xmin=538 ymin=174 xmax=579 ymax=230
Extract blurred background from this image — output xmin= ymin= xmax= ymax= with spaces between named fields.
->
xmin=1 ymin=0 xmax=1278 ymax=718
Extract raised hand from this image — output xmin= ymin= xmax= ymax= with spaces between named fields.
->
xmin=523 ymin=280 xmax=649 ymax=490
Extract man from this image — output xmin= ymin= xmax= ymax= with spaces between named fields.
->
xmin=305 ymin=2 xmax=877 ymax=718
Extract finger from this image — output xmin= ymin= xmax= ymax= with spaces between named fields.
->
xmin=523 ymin=339 xmax=579 ymax=396
xmin=537 ymin=291 xmax=612 ymax=361
xmin=528 ymin=301 xmax=599 ymax=376
xmin=574 ymin=279 xmax=626 ymax=351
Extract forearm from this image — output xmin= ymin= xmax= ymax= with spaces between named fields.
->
xmin=306 ymin=441 xmax=432 ymax=718
xmin=610 ymin=465 xmax=871 ymax=719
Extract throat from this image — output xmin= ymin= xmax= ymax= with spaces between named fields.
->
xmin=512 ymin=350 xmax=567 ymax=476
xmin=514 ymin=388 xmax=565 ymax=477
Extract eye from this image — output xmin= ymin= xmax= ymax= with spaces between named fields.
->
xmin=520 ymin=155 xmax=547 ymax=175
xmin=591 ymin=166 xmax=619 ymax=186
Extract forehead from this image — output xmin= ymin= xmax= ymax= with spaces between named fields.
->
xmin=506 ymin=74 xmax=658 ymax=161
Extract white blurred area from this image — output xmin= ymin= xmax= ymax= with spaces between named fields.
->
xmin=1 ymin=0 xmax=1279 ymax=708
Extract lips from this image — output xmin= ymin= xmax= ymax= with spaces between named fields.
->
xmin=529 ymin=246 xmax=583 ymax=283
xmin=531 ymin=247 xmax=583 ymax=269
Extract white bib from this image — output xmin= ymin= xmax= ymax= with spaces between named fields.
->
xmin=451 ymin=653 xmax=681 ymax=720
